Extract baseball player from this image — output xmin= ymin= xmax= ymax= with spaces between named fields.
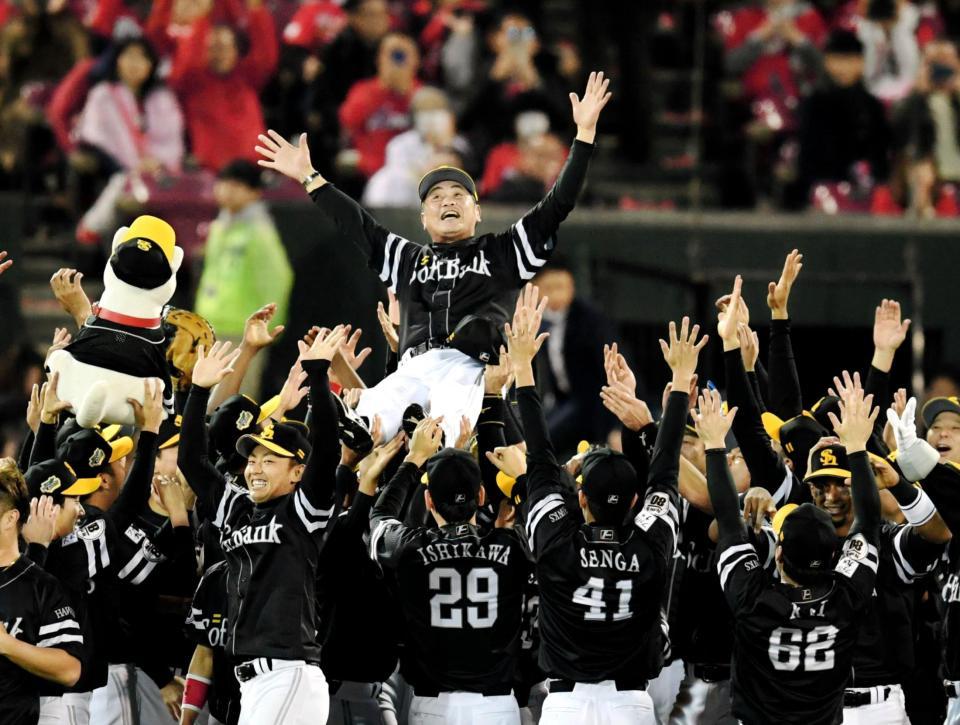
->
xmin=0 ymin=458 xmax=85 ymax=725
xmin=254 ymin=72 xmax=612 ymax=447
xmin=369 ymin=419 xmax=530 ymax=724
xmin=696 ymin=378 xmax=882 ymax=725
xmin=182 ymin=560 xmax=239 ymax=725
xmin=502 ymin=286 xmax=698 ymax=725
xmin=181 ymin=326 xmax=347 ymax=724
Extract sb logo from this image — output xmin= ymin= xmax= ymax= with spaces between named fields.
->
xmin=820 ymin=450 xmax=838 ymax=467
xmin=136 ymin=240 xmax=151 ymax=252
xmin=260 ymin=425 xmax=275 ymax=441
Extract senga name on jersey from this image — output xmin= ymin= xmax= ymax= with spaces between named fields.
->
xmin=579 ymin=548 xmax=643 ymax=573
xmin=222 ymin=516 xmax=283 ymax=553
xmin=415 ymin=541 xmax=512 ymax=566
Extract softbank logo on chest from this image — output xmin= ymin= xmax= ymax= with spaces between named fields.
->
xmin=222 ymin=516 xmax=284 ymax=553
xmin=410 ymin=250 xmax=492 ymax=284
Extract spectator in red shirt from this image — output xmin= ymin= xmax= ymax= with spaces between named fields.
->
xmin=716 ymin=0 xmax=827 ymax=131
xmin=282 ymin=0 xmax=348 ymax=52
xmin=338 ymin=32 xmax=420 ymax=178
xmin=169 ymin=0 xmax=278 ymax=171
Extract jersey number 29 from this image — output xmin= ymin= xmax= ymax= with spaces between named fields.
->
xmin=768 ymin=625 xmax=839 ymax=671
xmin=429 ymin=567 xmax=498 ymax=629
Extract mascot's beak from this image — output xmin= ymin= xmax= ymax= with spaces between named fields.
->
xmin=120 ymin=215 xmax=176 ymax=264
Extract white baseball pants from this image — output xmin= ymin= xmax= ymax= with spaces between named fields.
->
xmin=841 ymin=685 xmax=908 ymax=724
xmin=540 ymin=681 xmax=656 ymax=725
xmin=89 ymin=665 xmax=173 ymax=725
xmin=409 ymin=691 xmax=520 ymax=725
xmin=946 ymin=695 xmax=960 ymax=725
xmin=648 ymin=659 xmax=684 ymax=724
xmin=238 ymin=660 xmax=329 ymax=725
xmin=668 ymin=667 xmax=736 ymax=725
xmin=39 ymin=691 xmax=92 ymax=724
xmin=357 ymin=348 xmax=484 ymax=445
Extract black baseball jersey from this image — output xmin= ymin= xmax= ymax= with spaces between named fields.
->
xmin=214 ymin=360 xmax=338 ymax=661
xmin=719 ymin=530 xmax=878 ymax=725
xmin=64 ymin=314 xmax=174 ymax=415
xmin=516 ymin=386 xmax=686 ymax=684
xmin=0 ymin=556 xmax=85 ymax=725
xmin=309 ymin=140 xmax=593 ymax=357
xmin=185 ymin=561 xmax=240 ymax=725
xmin=371 ymin=462 xmax=529 ymax=693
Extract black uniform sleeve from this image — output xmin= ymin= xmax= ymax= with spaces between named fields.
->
xmin=833 ymin=452 xmax=882 ymax=606
xmin=477 ymin=394 xmax=509 ymax=506
xmin=632 ymin=391 xmax=686 ymax=561
xmin=864 ymin=366 xmax=893 ymax=455
xmin=110 ymin=431 xmax=159 ymax=518
xmin=36 ymin=572 xmax=85 ymax=659
xmin=17 ymin=429 xmax=35 ymax=472
xmin=26 ymin=542 xmax=48 ymax=567
xmin=918 ymin=462 xmax=960 ymax=533
xmin=177 ymin=385 xmax=226 ymax=517
xmin=884 ymin=523 xmax=944 ymax=584
xmin=370 ymin=461 xmax=421 ymax=569
xmin=767 ymin=319 xmax=802 ymax=419
xmin=747 ymin=368 xmax=767 ymax=413
xmin=621 ymin=422 xmax=656 ymax=500
xmin=499 ymin=140 xmax=594 ymax=283
xmin=309 ymin=184 xmax=422 ymax=293
xmin=724 ymin=350 xmax=796 ymax=504
xmin=29 ymin=421 xmax=57 ymax=467
xmin=292 ymin=359 xmax=339 ymax=536
xmin=516 ymin=384 xmax=578 ymax=557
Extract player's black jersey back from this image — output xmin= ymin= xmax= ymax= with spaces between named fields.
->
xmin=388 ymin=523 xmax=529 ymax=693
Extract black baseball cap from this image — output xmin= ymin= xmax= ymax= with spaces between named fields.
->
xmin=810 ymin=395 xmax=841 ymax=434
xmin=446 ymin=314 xmax=505 ymax=365
xmin=418 ymin=166 xmax=478 ymax=201
xmin=421 ymin=449 xmax=482 ymax=509
xmin=55 ymin=417 xmax=128 ymax=452
xmin=209 ymin=394 xmax=280 ymax=458
xmin=25 ymin=459 xmax=98 ymax=501
xmin=921 ymin=396 xmax=960 ymax=428
xmin=217 ymin=159 xmax=264 ymax=190
xmin=58 ymin=429 xmax=133 ymax=484
xmin=804 ymin=443 xmax=851 ymax=483
xmin=763 ymin=411 xmax=828 ymax=473
xmin=158 ymin=413 xmax=182 ymax=450
xmin=236 ymin=420 xmax=311 ymax=463
xmin=578 ymin=448 xmax=638 ymax=520
xmin=824 ymin=29 xmax=863 ymax=55
xmin=773 ymin=502 xmax=839 ymax=583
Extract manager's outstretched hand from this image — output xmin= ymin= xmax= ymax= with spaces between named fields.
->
xmin=256 ymin=130 xmax=325 ymax=190
xmin=571 ymin=71 xmax=613 ymax=145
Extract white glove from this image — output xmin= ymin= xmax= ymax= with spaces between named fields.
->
xmin=886 ymin=397 xmax=939 ymax=482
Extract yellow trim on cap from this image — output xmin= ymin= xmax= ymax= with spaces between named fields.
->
xmin=804 ymin=467 xmax=852 ymax=481
xmin=772 ymin=503 xmax=798 ymax=538
xmin=122 ymin=215 xmax=176 ymax=263
xmin=241 ymin=434 xmax=297 ymax=459
xmin=159 ymin=433 xmax=180 ymax=451
xmin=418 ymin=165 xmax=478 ymax=199
xmin=61 ymin=477 xmax=102 ymax=497
xmin=100 ymin=424 xmax=122 ymax=442
xmin=762 ymin=412 xmax=785 ymax=442
xmin=496 ymin=471 xmax=516 ymax=498
xmin=258 ymin=395 xmax=281 ymax=423
xmin=109 ymin=437 xmax=133 ymax=463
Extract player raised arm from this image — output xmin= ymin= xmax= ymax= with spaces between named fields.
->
xmin=112 ymin=379 xmax=165 ymax=517
xmin=695 ymin=388 xmax=744 ymax=543
xmin=766 ymin=249 xmax=804 ymax=419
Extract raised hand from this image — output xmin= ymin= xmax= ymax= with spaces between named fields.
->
xmin=603 ymin=342 xmax=637 ymax=396
xmin=600 ymin=382 xmax=653 ymax=432
xmin=298 ymin=324 xmax=348 ymax=362
xmin=692 ymin=387 xmax=738 ymax=450
xmin=885 ymin=395 xmax=940 ymax=481
xmin=406 ymin=417 xmax=444 ymax=467
xmin=767 ymin=249 xmax=803 ymax=319
xmin=827 ymin=371 xmax=878 ymax=454
xmin=485 ymin=443 xmax=527 ymax=480
xmin=26 ymin=383 xmax=41 ymax=434
xmin=39 ymin=372 xmax=72 ymax=425
xmin=49 ymin=268 xmax=91 ymax=327
xmin=358 ymin=432 xmax=405 ymax=495
xmin=659 ymin=316 xmax=709 ymax=388
xmin=376 ymin=300 xmax=399 ymax=353
xmin=484 ymin=347 xmax=514 ymax=395
xmin=191 ymin=342 xmax=242 ymax=390
xmin=872 ymin=299 xmax=911 ymax=373
xmin=738 ymin=324 xmax=759 ymax=372
xmin=275 ymin=361 xmax=309 ymax=419
xmin=128 ymin=378 xmax=165 ymax=433
xmin=243 ymin=303 xmax=284 ymax=350
xmin=340 ymin=327 xmax=373 ymax=370
xmin=570 ymin=71 xmax=612 ymax=143
xmin=48 ymin=327 xmax=72 ymax=357
xmin=505 ymin=283 xmax=549 ymax=371
xmin=454 ymin=416 xmax=473 ymax=450
xmin=717 ymin=275 xmax=745 ymax=347
xmin=661 ymin=374 xmax=699 ymax=414
xmin=742 ymin=487 xmax=776 ymax=533
xmin=255 ymin=130 xmax=320 ymax=185
xmin=0 ymin=250 xmax=12 ymax=276
xmin=20 ymin=496 xmax=60 ymax=546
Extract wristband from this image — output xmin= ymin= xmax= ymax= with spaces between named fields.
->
xmin=890 ymin=481 xmax=937 ymax=526
xmin=301 ymin=170 xmax=322 ymax=189
xmin=182 ymin=674 xmax=210 ymax=713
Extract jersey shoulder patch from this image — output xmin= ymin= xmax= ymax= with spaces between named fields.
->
xmin=78 ymin=519 xmax=106 ymax=541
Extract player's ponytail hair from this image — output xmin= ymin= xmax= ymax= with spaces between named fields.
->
xmin=0 ymin=457 xmax=28 ymax=525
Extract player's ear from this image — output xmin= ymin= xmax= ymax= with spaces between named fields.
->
xmin=630 ymin=493 xmax=638 ymax=509
xmin=424 ymin=489 xmax=435 ymax=513
xmin=774 ymin=545 xmax=783 ymax=565
xmin=474 ymin=202 xmax=481 ymax=224
xmin=421 ymin=207 xmax=427 ymax=231
xmin=477 ymin=486 xmax=486 ymax=507
xmin=577 ymin=489 xmax=588 ymax=510
xmin=290 ymin=462 xmax=305 ymax=484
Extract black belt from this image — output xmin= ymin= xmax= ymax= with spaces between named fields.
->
xmin=692 ymin=664 xmax=731 ymax=683
xmin=234 ymin=658 xmax=321 ymax=683
xmin=843 ymin=686 xmax=891 ymax=707
xmin=407 ymin=340 xmax=447 ymax=359
xmin=548 ymin=678 xmax=648 ymax=693
xmin=413 ymin=685 xmax=512 ymax=698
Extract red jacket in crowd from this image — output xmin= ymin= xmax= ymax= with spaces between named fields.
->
xmin=339 ymin=78 xmax=420 ymax=178
xmin=169 ymin=6 xmax=278 ymax=171
xmin=282 ymin=0 xmax=347 ymax=52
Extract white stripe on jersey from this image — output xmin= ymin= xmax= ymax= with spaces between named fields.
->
xmin=117 ymin=547 xmax=158 ymax=586
xmin=39 ymin=620 xmax=80 ymax=636
xmin=526 ymin=493 xmax=565 ymax=551
xmin=717 ymin=543 xmax=757 ymax=592
xmin=38 ymin=633 xmax=84 ymax=647
xmin=82 ymin=534 xmax=110 ymax=579
xmin=379 ymin=234 xmax=396 ymax=282
xmin=369 ymin=518 xmax=401 ymax=560
xmin=836 ymin=533 xmax=879 ymax=578
xmin=891 ymin=527 xmax=935 ymax=583
xmin=634 ymin=490 xmax=680 ymax=551
xmin=770 ymin=469 xmax=794 ymax=507
xmin=513 ymin=220 xmax=547 ymax=267
xmin=293 ymin=489 xmax=334 ymax=533
xmin=379 ymin=234 xmax=409 ymax=292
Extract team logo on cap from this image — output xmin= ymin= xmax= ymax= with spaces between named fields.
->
xmin=40 ymin=476 xmax=61 ymax=494
xmin=454 ymin=493 xmax=466 ymax=503
xmin=261 ymin=425 xmax=275 ymax=440
xmin=819 ymin=450 xmax=838 ymax=467
xmin=175 ymin=415 xmax=183 ymax=428
xmin=136 ymin=240 xmax=151 ymax=252
xmin=607 ymin=494 xmax=620 ymax=504
xmin=236 ymin=411 xmax=254 ymax=431
xmin=89 ymin=448 xmax=106 ymax=468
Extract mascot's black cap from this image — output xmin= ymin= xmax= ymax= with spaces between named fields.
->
xmin=111 ymin=215 xmax=176 ymax=290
